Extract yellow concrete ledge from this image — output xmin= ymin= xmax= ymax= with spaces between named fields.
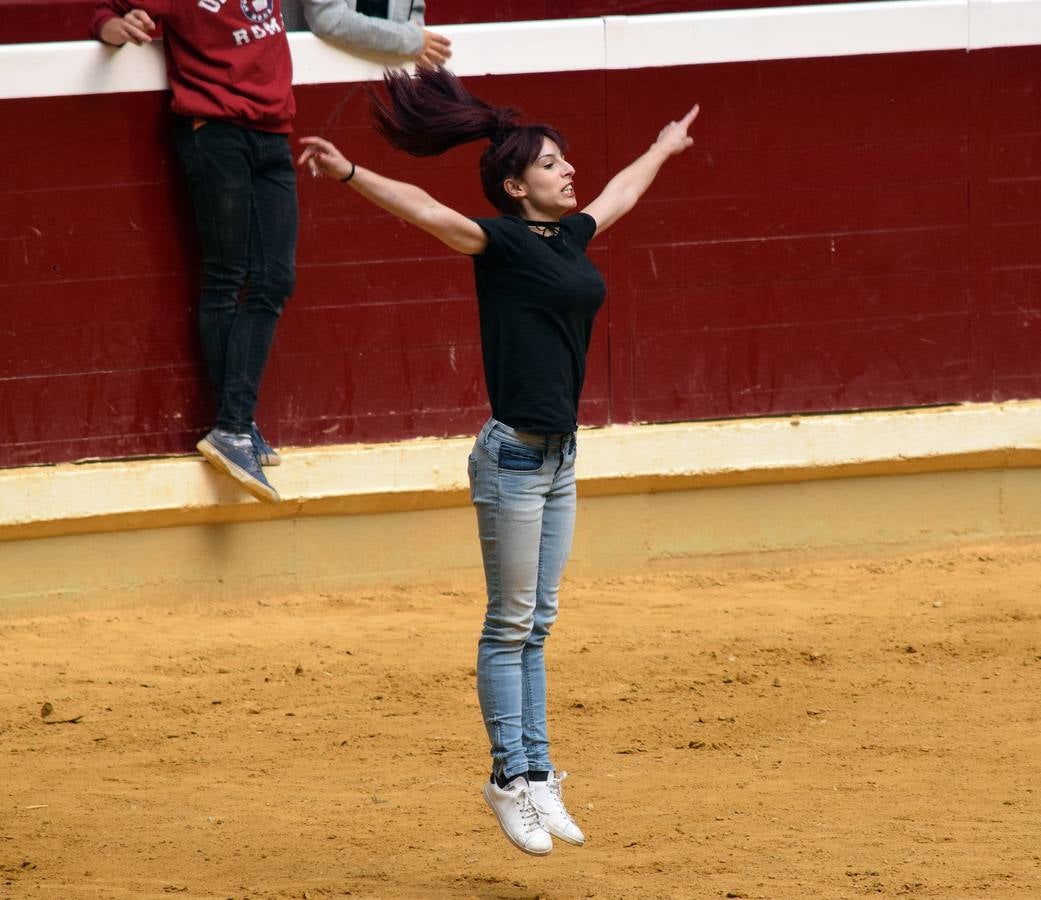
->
xmin=5 ymin=401 xmax=1041 ymax=615
xmin=0 ymin=437 xmax=473 ymax=542
xmin=3 ymin=401 xmax=1041 ymax=543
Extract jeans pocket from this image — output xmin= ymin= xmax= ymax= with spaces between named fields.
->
xmin=497 ymin=441 xmax=545 ymax=472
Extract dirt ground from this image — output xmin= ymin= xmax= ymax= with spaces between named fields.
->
xmin=2 ymin=540 xmax=1041 ymax=900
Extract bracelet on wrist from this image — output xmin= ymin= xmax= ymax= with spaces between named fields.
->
xmin=340 ymin=161 xmax=356 ymax=183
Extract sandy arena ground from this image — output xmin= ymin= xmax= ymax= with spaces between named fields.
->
xmin=2 ymin=540 xmax=1041 ymax=899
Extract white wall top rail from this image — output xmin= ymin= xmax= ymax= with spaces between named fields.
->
xmin=2 ymin=1 xmax=1039 ymax=102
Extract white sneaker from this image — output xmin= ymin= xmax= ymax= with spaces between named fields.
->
xmin=482 ymin=777 xmax=553 ymax=856
xmin=529 ymin=771 xmax=585 ymax=846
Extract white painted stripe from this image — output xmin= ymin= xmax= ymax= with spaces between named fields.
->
xmin=2 ymin=1 xmax=1038 ymax=102
xmin=0 ymin=39 xmax=167 ymax=100
xmin=605 ymin=1 xmax=966 ymax=69
xmin=291 ymin=18 xmax=606 ymax=83
xmin=287 ymin=30 xmax=394 ymax=84
xmin=971 ymin=0 xmax=1041 ymax=49
xmin=2 ymin=402 xmax=1041 ymax=537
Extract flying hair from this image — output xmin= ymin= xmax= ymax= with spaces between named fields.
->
xmin=369 ymin=66 xmax=568 ymax=215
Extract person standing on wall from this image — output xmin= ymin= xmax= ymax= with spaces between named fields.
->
xmin=93 ymin=1 xmax=297 ymax=503
xmin=298 ymin=67 xmax=698 ymax=856
xmin=281 ymin=0 xmax=451 ymax=68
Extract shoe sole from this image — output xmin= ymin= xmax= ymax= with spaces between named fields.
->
xmin=547 ymin=825 xmax=584 ymax=847
xmin=197 ymin=438 xmax=280 ymax=504
xmin=482 ymin=784 xmax=553 ymax=857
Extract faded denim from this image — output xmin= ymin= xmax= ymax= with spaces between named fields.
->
xmin=468 ymin=417 xmax=578 ymax=780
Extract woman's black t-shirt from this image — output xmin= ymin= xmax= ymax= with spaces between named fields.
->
xmin=470 ymin=213 xmax=606 ymax=435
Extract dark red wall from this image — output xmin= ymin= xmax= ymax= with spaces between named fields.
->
xmin=2 ymin=46 xmax=1041 ymax=466
xmin=986 ymin=46 xmax=1041 ymax=401
xmin=0 ymin=1 xmax=94 ymax=43
xmin=614 ymin=52 xmax=976 ymax=420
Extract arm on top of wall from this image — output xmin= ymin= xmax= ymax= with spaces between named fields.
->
xmin=284 ymin=0 xmax=450 ymax=66
xmin=92 ymin=1 xmax=158 ymax=45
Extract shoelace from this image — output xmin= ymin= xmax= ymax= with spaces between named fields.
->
xmin=546 ymin=772 xmax=577 ymax=824
xmin=515 ymin=785 xmax=548 ymax=832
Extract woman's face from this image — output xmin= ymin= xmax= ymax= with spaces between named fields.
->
xmin=508 ymin=137 xmax=576 ymax=220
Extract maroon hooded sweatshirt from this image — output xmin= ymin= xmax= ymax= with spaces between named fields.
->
xmin=92 ymin=0 xmax=295 ymax=133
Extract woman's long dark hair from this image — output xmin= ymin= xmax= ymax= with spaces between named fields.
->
xmin=370 ymin=66 xmax=567 ymax=216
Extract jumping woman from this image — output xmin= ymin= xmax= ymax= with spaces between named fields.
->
xmin=298 ymin=67 xmax=698 ymax=856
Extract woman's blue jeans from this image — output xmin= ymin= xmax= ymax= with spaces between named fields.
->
xmin=468 ymin=417 xmax=578 ymax=781
xmin=173 ymin=117 xmax=297 ymax=434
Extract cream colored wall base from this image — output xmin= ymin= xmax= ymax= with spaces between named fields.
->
xmin=5 ymin=402 xmax=1041 ymax=616
xmin=6 ymin=401 xmax=1041 ymax=544
xmin=5 ymin=464 xmax=1041 ymax=618
xmin=569 ymin=466 xmax=1041 ymax=574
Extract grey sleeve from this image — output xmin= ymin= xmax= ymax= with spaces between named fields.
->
xmin=400 ymin=0 xmax=426 ymax=27
xmin=301 ymin=0 xmax=425 ymax=57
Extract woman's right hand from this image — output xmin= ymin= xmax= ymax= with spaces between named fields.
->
xmin=653 ymin=105 xmax=700 ymax=156
xmin=297 ymin=137 xmax=353 ymax=181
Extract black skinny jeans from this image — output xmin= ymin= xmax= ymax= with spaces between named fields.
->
xmin=173 ymin=117 xmax=297 ymax=434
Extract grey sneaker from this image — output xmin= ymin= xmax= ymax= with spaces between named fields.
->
xmin=197 ymin=428 xmax=280 ymax=504
xmin=529 ymin=771 xmax=585 ymax=846
xmin=482 ymin=776 xmax=553 ymax=856
xmin=251 ymin=422 xmax=281 ymax=467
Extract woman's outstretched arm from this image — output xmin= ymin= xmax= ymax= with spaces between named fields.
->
xmin=298 ymin=136 xmax=488 ymax=255
xmin=582 ymin=105 xmax=699 ymax=238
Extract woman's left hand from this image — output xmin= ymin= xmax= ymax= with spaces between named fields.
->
xmin=654 ymin=105 xmax=700 ymax=156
